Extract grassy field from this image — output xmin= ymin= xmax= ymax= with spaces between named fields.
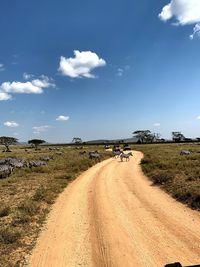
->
xmin=0 ymin=145 xmax=111 ymax=267
xmin=134 ymin=143 xmax=200 ymax=211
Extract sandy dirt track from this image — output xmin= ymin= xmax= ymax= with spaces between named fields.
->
xmin=29 ymin=151 xmax=200 ymax=267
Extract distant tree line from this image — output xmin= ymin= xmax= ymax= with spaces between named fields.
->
xmin=132 ymin=130 xmax=195 ymax=144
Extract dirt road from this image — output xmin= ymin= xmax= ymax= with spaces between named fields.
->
xmin=29 ymin=151 xmax=200 ymax=267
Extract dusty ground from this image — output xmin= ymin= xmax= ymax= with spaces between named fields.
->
xmin=28 ymin=151 xmax=200 ymax=267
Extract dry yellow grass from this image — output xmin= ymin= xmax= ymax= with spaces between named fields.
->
xmin=134 ymin=143 xmax=200 ymax=210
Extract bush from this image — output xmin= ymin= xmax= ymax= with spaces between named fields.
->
xmin=12 ymin=212 xmax=31 ymax=225
xmin=0 ymin=206 xmax=10 ymax=217
xmin=0 ymin=227 xmax=22 ymax=244
xmin=33 ymin=186 xmax=56 ymax=204
xmin=151 ymin=171 xmax=173 ymax=185
xmin=191 ymin=195 xmax=200 ymax=209
xmin=33 ymin=186 xmax=46 ymax=201
xmin=18 ymin=200 xmax=39 ymax=216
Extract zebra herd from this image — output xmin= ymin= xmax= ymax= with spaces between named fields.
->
xmin=79 ymin=150 xmax=133 ymax=162
xmin=0 ymin=156 xmax=53 ymax=179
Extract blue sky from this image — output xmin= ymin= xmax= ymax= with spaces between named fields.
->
xmin=0 ymin=0 xmax=200 ymax=142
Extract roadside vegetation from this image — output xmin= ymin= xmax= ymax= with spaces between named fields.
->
xmin=135 ymin=143 xmax=200 ymax=211
xmin=0 ymin=145 xmax=111 ymax=267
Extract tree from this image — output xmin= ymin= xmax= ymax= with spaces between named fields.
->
xmin=172 ymin=132 xmax=185 ymax=142
xmin=0 ymin=136 xmax=18 ymax=152
xmin=28 ymin=139 xmax=45 ymax=150
xmin=133 ymin=130 xmax=157 ymax=143
xmin=72 ymin=137 xmax=82 ymax=144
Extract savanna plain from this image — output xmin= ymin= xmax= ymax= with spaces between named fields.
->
xmin=0 ymin=143 xmax=200 ymax=267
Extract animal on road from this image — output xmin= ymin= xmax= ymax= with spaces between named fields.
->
xmin=120 ymin=152 xmax=133 ymax=162
xmin=113 ymin=151 xmax=122 ymax=158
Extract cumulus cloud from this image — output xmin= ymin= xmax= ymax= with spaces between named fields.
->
xmin=58 ymin=50 xmax=106 ymax=78
xmin=154 ymin=123 xmax=161 ymax=127
xmin=0 ymin=92 xmax=11 ymax=101
xmin=159 ymin=0 xmax=200 ymax=38
xmin=4 ymin=121 xmax=19 ymax=127
xmin=56 ymin=115 xmax=69 ymax=121
xmin=196 ymin=115 xmax=200 ymax=120
xmin=0 ymin=75 xmax=55 ymax=100
xmin=159 ymin=0 xmax=200 ymax=25
xmin=33 ymin=125 xmax=50 ymax=134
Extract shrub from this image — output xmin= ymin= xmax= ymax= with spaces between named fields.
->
xmin=0 ymin=226 xmax=22 ymax=244
xmin=33 ymin=186 xmax=46 ymax=201
xmin=12 ymin=211 xmax=31 ymax=225
xmin=191 ymin=195 xmax=200 ymax=209
xmin=151 ymin=170 xmax=173 ymax=185
xmin=0 ymin=206 xmax=10 ymax=217
xmin=18 ymin=199 xmax=39 ymax=216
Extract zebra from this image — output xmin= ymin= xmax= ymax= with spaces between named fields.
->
xmin=0 ymin=165 xmax=13 ymax=179
xmin=113 ymin=151 xmax=122 ymax=158
xmin=89 ymin=152 xmax=101 ymax=161
xmin=28 ymin=160 xmax=47 ymax=169
xmin=120 ymin=152 xmax=133 ymax=162
xmin=180 ymin=150 xmax=191 ymax=155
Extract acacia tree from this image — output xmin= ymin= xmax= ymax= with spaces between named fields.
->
xmin=28 ymin=139 xmax=45 ymax=150
xmin=72 ymin=137 xmax=82 ymax=144
xmin=133 ymin=130 xmax=158 ymax=143
xmin=172 ymin=132 xmax=185 ymax=142
xmin=0 ymin=136 xmax=18 ymax=152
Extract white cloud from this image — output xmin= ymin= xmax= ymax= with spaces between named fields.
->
xmin=0 ymin=75 xmax=55 ymax=100
xmin=56 ymin=115 xmax=69 ymax=121
xmin=196 ymin=115 xmax=200 ymax=120
xmin=4 ymin=121 xmax=19 ymax=127
xmin=117 ymin=68 xmax=124 ymax=77
xmin=154 ymin=123 xmax=161 ymax=127
xmin=159 ymin=0 xmax=200 ymax=38
xmin=116 ymin=65 xmax=131 ymax=77
xmin=33 ymin=125 xmax=50 ymax=134
xmin=190 ymin=23 xmax=200 ymax=39
xmin=159 ymin=0 xmax=200 ymax=25
xmin=159 ymin=3 xmax=172 ymax=22
xmin=0 ymin=64 xmax=5 ymax=71
xmin=23 ymin=72 xmax=34 ymax=80
xmin=58 ymin=50 xmax=106 ymax=78
xmin=1 ymin=81 xmax=44 ymax=94
xmin=0 ymin=92 xmax=11 ymax=101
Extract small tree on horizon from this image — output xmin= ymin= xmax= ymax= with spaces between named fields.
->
xmin=0 ymin=136 xmax=18 ymax=152
xmin=172 ymin=132 xmax=185 ymax=142
xmin=28 ymin=139 xmax=46 ymax=150
xmin=72 ymin=137 xmax=82 ymax=144
xmin=133 ymin=130 xmax=157 ymax=143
